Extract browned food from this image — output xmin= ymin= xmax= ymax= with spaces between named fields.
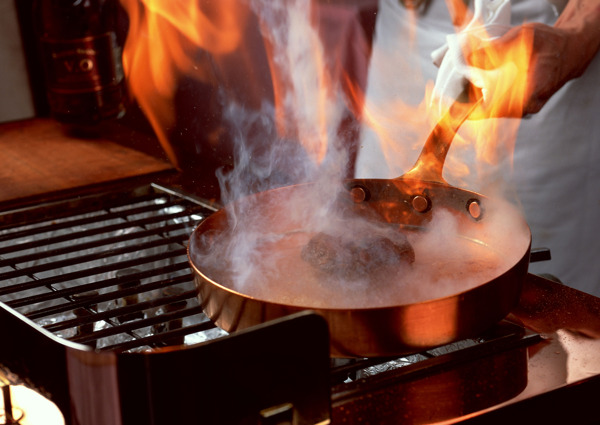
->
xmin=301 ymin=232 xmax=415 ymax=279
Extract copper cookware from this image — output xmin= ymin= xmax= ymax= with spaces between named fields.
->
xmin=188 ymin=99 xmax=531 ymax=357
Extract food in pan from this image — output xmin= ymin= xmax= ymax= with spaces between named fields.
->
xmin=301 ymin=231 xmax=415 ymax=278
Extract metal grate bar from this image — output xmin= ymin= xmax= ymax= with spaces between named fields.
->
xmin=0 ymin=248 xmax=188 ymax=299
xmin=107 ymin=197 xmax=186 ymax=218
xmin=41 ymin=279 xmax=196 ymax=331
xmin=5 ymin=260 xmax=190 ymax=310
xmin=25 ymin=268 xmax=192 ymax=320
xmin=70 ymin=305 xmax=205 ymax=344
xmin=98 ymin=320 xmax=218 ymax=352
xmin=0 ymin=221 xmax=191 ymax=267
xmin=0 ymin=204 xmax=202 ymax=257
xmin=0 ymin=192 xmax=163 ymax=240
xmin=0 ymin=233 xmax=189 ymax=282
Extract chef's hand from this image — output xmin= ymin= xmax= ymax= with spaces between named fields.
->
xmin=466 ymin=0 xmax=600 ymax=118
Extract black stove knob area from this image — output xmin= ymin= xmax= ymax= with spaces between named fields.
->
xmin=117 ymin=311 xmax=331 ymax=425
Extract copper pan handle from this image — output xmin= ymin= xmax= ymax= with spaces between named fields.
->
xmin=400 ymin=89 xmax=483 ymax=184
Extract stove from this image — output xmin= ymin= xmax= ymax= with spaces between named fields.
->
xmin=1 ymin=181 xmax=600 ymax=425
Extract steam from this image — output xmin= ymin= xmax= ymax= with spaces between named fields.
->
xmin=248 ymin=0 xmax=342 ymax=164
xmin=215 ymin=0 xmax=356 ymax=207
xmin=194 ymin=194 xmax=530 ymax=308
xmin=215 ymin=0 xmax=351 ymax=204
xmin=196 ymin=0 xmax=355 ymax=294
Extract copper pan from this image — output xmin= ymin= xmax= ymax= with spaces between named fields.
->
xmin=188 ymin=98 xmax=531 ymax=357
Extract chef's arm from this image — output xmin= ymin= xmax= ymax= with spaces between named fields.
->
xmin=555 ymin=0 xmax=600 ymax=73
xmin=552 ymin=0 xmax=600 ymax=82
xmin=468 ymin=0 xmax=600 ymax=116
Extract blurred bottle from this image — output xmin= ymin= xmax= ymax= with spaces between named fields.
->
xmin=33 ymin=0 xmax=126 ymax=132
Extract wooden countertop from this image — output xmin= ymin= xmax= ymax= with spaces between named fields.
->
xmin=0 ymin=118 xmax=174 ymax=209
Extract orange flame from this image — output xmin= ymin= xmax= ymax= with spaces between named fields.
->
xmin=444 ymin=0 xmax=472 ymax=26
xmin=359 ymin=5 xmax=535 ymax=190
xmin=120 ymin=0 xmax=246 ymax=167
xmin=459 ymin=24 xmax=534 ymax=180
xmin=120 ymin=0 xmax=361 ymax=168
xmin=120 ymin=0 xmax=534 ymax=190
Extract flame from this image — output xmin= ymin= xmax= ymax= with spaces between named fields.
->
xmin=459 ymin=23 xmax=534 ymax=179
xmin=120 ymin=0 xmax=535 ymax=192
xmin=444 ymin=0 xmax=472 ymax=26
xmin=120 ymin=0 xmax=246 ymax=168
xmin=360 ymin=4 xmax=535 ymax=191
xmin=467 ymin=30 xmax=534 ymax=116
xmin=120 ymin=0 xmax=358 ymax=169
